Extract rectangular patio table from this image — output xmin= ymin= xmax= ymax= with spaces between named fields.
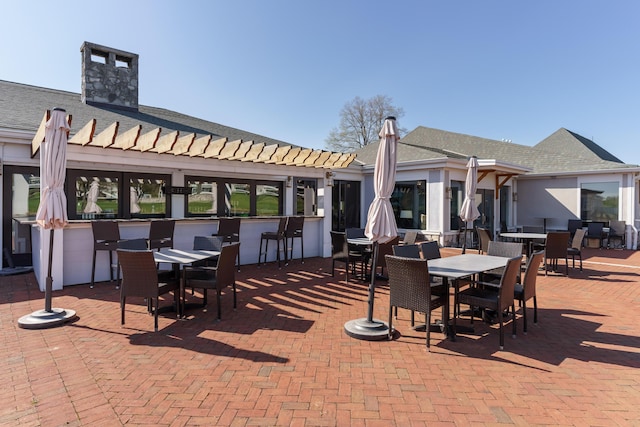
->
xmin=427 ymin=253 xmax=510 ymax=340
xmin=153 ymin=248 xmax=220 ymax=316
xmin=499 ymin=232 xmax=547 ymax=258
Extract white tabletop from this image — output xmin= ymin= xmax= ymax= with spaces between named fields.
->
xmin=500 ymin=232 xmax=547 ymax=240
xmin=153 ymin=248 xmax=220 ymax=265
xmin=428 ymin=254 xmax=510 ymax=280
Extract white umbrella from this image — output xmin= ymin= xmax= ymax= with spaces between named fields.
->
xmin=344 ymin=117 xmax=399 ymax=341
xmin=19 ymin=108 xmax=76 ymax=329
xmin=459 ymin=156 xmax=480 ymax=254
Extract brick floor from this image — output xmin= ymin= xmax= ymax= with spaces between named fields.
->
xmin=1 ymin=247 xmax=639 ymax=426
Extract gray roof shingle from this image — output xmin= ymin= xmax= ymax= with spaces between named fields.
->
xmin=355 ymin=126 xmax=637 ymax=174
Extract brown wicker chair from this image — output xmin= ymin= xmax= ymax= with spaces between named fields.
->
xmin=514 ymin=250 xmax=544 ymax=334
xmin=544 ymin=231 xmax=570 ymax=276
xmin=370 ymin=236 xmax=400 ymax=278
xmin=476 ymin=227 xmax=492 ymax=254
xmin=115 ymin=238 xmax=150 ymax=289
xmin=117 ymin=249 xmax=180 ymax=332
xmin=385 ymin=255 xmax=448 ymax=351
xmin=482 ymin=241 xmax=524 ymax=282
xmin=568 ymin=228 xmax=586 ymax=271
xmin=91 ymin=221 xmax=120 ymax=288
xmin=392 ymin=244 xmax=420 ymax=258
xmin=148 ymin=219 xmax=175 ymax=250
xmin=258 ymin=217 xmax=288 ymax=267
xmin=212 ymin=218 xmax=241 ymax=270
xmin=330 ymin=231 xmax=368 ymax=282
xmin=284 ymin=216 xmax=305 ymax=264
xmin=607 ymin=220 xmax=626 ymax=249
xmin=181 ymin=242 xmax=240 ymax=320
xmin=454 ymin=255 xmax=522 ymax=350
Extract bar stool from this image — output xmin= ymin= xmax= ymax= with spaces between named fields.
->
xmin=212 ymin=217 xmax=241 ymax=270
xmin=148 ymin=219 xmax=175 ymax=251
xmin=258 ymin=217 xmax=288 ymax=268
xmin=285 ymin=216 xmax=304 ymax=264
xmin=91 ymin=221 xmax=120 ymax=288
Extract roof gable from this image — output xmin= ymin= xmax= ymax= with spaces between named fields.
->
xmin=533 ymin=128 xmax=623 ymax=163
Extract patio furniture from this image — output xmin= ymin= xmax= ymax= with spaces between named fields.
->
xmin=148 ymin=219 xmax=175 ymax=250
xmin=284 ymin=216 xmax=305 ymax=264
xmin=192 ymin=236 xmax=223 ymax=266
xmin=346 ymin=228 xmax=372 ymax=274
xmin=482 ymin=240 xmax=524 ymax=282
xmin=181 ymin=242 xmax=240 ymax=320
xmin=607 ymin=220 xmax=626 ymax=249
xmin=385 ymin=255 xmax=448 ymax=351
xmin=567 ymin=219 xmax=583 ymax=239
xmin=568 ymin=228 xmax=587 ymax=271
xmin=476 ymin=227 xmax=492 ymax=254
xmin=330 ymin=231 xmax=366 ymax=283
xmin=586 ymin=222 xmax=605 ymax=249
xmin=117 ymin=249 xmax=180 ymax=332
xmin=370 ymin=236 xmax=399 ymax=278
xmin=514 ymin=250 xmax=544 ymax=334
xmin=115 ymin=238 xmax=149 ymax=289
xmin=401 ymin=230 xmax=418 ymax=245
xmin=258 ymin=217 xmax=288 ymax=268
xmin=544 ymin=231 xmax=570 ymax=275
xmin=212 ymin=217 xmax=241 ymax=270
xmin=454 ymin=255 xmax=522 ymax=350
xmin=90 ymin=221 xmax=120 ymax=288
xmin=391 ymin=243 xmax=420 ymax=258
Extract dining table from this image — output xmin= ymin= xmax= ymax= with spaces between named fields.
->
xmin=153 ymin=248 xmax=220 ymax=316
xmin=347 ymin=237 xmax=374 ymax=279
xmin=428 ymin=253 xmax=511 ymax=340
xmin=499 ymin=232 xmax=547 ymax=258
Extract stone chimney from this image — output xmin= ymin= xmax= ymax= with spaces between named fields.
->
xmin=81 ymin=42 xmax=139 ymax=111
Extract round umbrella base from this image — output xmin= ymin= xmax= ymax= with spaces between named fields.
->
xmin=344 ymin=318 xmax=389 ymax=341
xmin=18 ymin=308 xmax=77 ymax=330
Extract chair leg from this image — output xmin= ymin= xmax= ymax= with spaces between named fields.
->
xmin=388 ymin=306 xmax=394 ymax=340
xmin=91 ymin=250 xmax=97 ymax=288
xmin=232 ymin=282 xmax=237 ymax=310
xmin=300 ymin=235 xmax=304 ymax=264
xmin=425 ymin=311 xmax=431 ymax=351
xmin=498 ymin=309 xmax=504 ymax=350
xmin=533 ymin=296 xmax=538 ymax=324
xmin=121 ymin=296 xmax=126 ymax=325
xmin=153 ymin=297 xmax=159 ymax=332
xmin=522 ymin=299 xmax=528 ymax=334
xmin=511 ymin=303 xmax=517 ymax=339
xmin=216 ymin=289 xmax=222 ymax=320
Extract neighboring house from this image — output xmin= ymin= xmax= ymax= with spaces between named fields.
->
xmin=346 ymin=126 xmax=640 ymax=248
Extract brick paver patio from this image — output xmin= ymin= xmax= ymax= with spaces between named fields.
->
xmin=1 ymin=247 xmax=639 ymax=426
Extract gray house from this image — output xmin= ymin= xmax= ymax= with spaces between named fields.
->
xmin=344 ymin=126 xmax=640 ymax=248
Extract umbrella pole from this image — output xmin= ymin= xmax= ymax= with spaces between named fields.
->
xmin=44 ymin=229 xmax=54 ymax=312
xmin=461 ymin=222 xmax=467 ymax=254
xmin=366 ymin=242 xmax=378 ymax=323
xmin=344 ymin=241 xmax=389 ymax=341
xmin=17 ymin=228 xmax=77 ymax=329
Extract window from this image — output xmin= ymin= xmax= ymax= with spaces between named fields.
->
xmin=185 ymin=176 xmax=283 ymax=217
xmin=581 ymin=181 xmax=619 ymax=222
xmin=126 ymin=174 xmax=169 ymax=218
xmin=295 ymin=179 xmax=317 ymax=215
xmin=450 ymin=180 xmax=464 ymax=230
xmin=66 ymin=170 xmax=170 ymax=219
xmin=391 ymin=180 xmax=426 ymax=229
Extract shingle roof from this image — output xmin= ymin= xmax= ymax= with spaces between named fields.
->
xmin=354 ymin=126 xmax=637 ymax=174
xmin=0 ymin=80 xmax=292 ymax=148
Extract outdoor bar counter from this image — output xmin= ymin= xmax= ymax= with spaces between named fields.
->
xmin=29 ymin=216 xmax=324 ymax=288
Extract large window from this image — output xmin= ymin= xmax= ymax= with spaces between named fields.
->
xmin=66 ymin=170 xmax=170 ymax=219
xmin=391 ymin=180 xmax=426 ymax=229
xmin=186 ymin=177 xmax=283 ymax=217
xmin=581 ymin=181 xmax=619 ymax=222
xmin=450 ymin=180 xmax=464 ymax=230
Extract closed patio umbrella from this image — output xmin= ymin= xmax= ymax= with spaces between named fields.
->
xmin=344 ymin=117 xmax=398 ymax=341
xmin=459 ymin=156 xmax=480 ymax=254
xmin=18 ymin=108 xmax=77 ymax=329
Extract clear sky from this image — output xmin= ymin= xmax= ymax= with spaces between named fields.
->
xmin=2 ymin=0 xmax=639 ymax=165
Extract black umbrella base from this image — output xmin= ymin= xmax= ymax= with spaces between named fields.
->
xmin=344 ymin=318 xmax=389 ymax=341
xmin=18 ymin=308 xmax=77 ymax=329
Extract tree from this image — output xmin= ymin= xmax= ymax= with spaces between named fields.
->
xmin=325 ymin=95 xmax=406 ymax=152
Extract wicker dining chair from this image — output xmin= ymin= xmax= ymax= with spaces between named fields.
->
xmin=476 ymin=227 xmax=492 ymax=254
xmin=148 ymin=219 xmax=175 ymax=251
xmin=514 ymin=250 xmax=544 ymax=334
xmin=385 ymin=255 xmax=448 ymax=351
xmin=284 ymin=216 xmax=305 ymax=264
xmin=568 ymin=228 xmax=587 ymax=271
xmin=454 ymin=255 xmax=522 ymax=350
xmin=117 ymin=249 xmax=180 ymax=332
xmin=212 ymin=218 xmax=241 ymax=270
xmin=544 ymin=231 xmax=570 ymax=276
xmin=181 ymin=242 xmax=240 ymax=321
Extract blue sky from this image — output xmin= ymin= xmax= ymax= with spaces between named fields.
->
xmin=2 ymin=0 xmax=639 ymax=165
